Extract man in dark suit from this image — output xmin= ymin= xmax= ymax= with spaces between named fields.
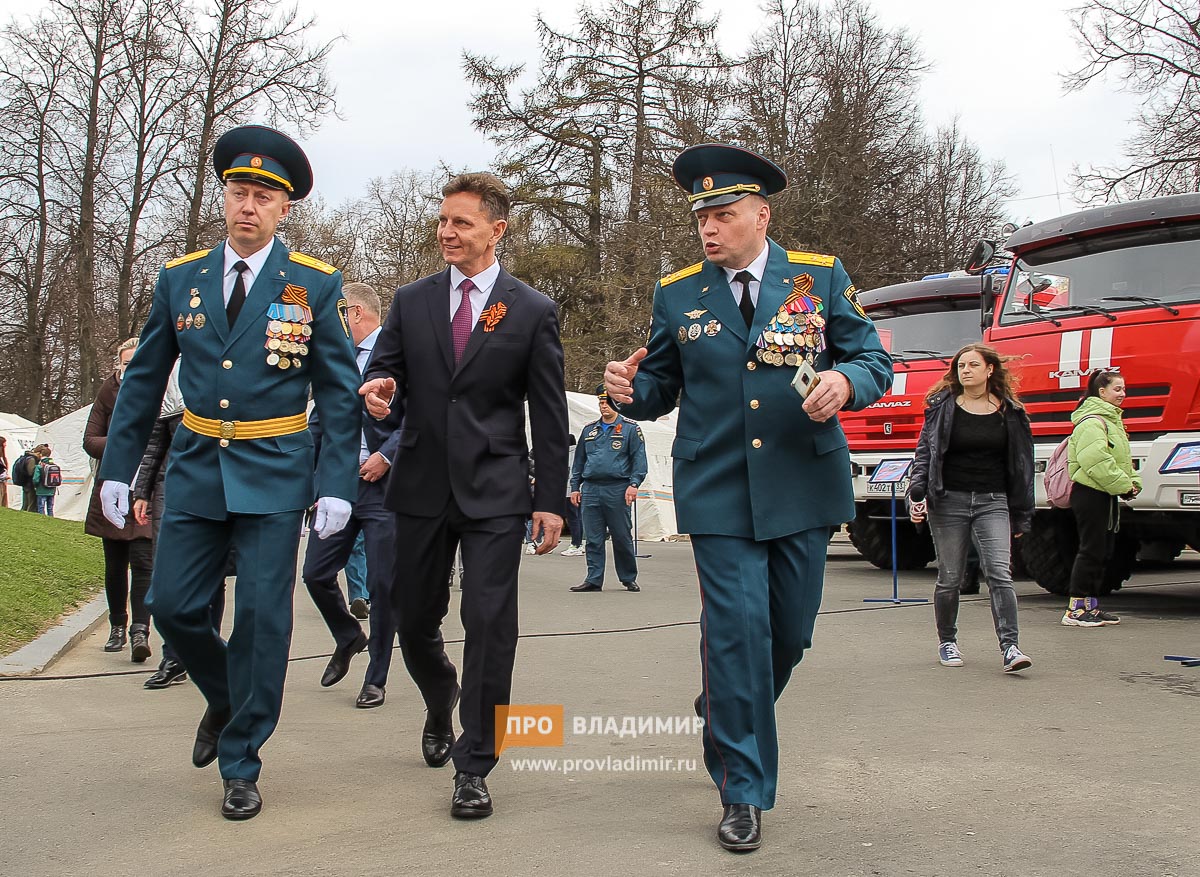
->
xmin=98 ymin=126 xmax=361 ymax=821
xmin=301 ymin=281 xmax=403 ymax=708
xmin=606 ymin=144 xmax=892 ymax=852
xmin=361 ymin=172 xmax=569 ymax=820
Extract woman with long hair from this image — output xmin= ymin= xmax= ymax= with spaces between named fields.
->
xmin=1062 ymin=369 xmax=1139 ymax=627
xmin=908 ymin=344 xmax=1035 ymax=672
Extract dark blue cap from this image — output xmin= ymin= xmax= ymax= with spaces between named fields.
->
xmin=672 ymin=143 xmax=787 ymax=212
xmin=213 ymin=125 xmax=313 ymax=200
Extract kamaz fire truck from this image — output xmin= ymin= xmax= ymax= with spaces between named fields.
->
xmin=844 ymin=193 xmax=1200 ymax=594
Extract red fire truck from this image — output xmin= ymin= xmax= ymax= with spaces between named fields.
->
xmin=845 ymin=193 xmax=1200 ymax=594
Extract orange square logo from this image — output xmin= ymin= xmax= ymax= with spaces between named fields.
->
xmin=495 ymin=704 xmax=564 ymax=756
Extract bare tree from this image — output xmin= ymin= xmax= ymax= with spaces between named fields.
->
xmin=1067 ymin=0 xmax=1200 ymax=200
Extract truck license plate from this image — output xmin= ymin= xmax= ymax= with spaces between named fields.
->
xmin=1182 ymin=492 xmax=1200 ymax=507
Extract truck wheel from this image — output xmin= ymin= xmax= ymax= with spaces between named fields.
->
xmin=1138 ymin=540 xmax=1184 ymax=563
xmin=1020 ymin=510 xmax=1137 ymax=596
xmin=847 ymin=509 xmax=936 ymax=570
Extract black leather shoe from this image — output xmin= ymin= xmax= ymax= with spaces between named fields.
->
xmin=129 ymin=624 xmax=152 ymax=663
xmin=320 ymin=630 xmax=368 ymax=687
xmin=356 ymin=683 xmax=385 ymax=709
xmin=192 ymin=705 xmax=231 ymax=768
xmin=103 ymin=626 xmax=127 ymax=652
xmin=422 ymin=686 xmax=460 ymax=768
xmin=622 ymin=581 xmax=640 ymax=592
xmin=718 ymin=804 xmax=762 ymax=852
xmin=221 ymin=779 xmax=262 ymax=820
xmin=694 ymin=694 xmax=703 ymax=718
xmin=451 ymin=771 xmax=493 ymax=818
xmin=350 ymin=597 xmax=370 ymax=620
xmin=145 ymin=659 xmax=188 ymax=690
xmin=569 ymin=582 xmax=602 ymax=592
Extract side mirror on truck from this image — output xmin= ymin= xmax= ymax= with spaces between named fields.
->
xmin=966 ymin=239 xmax=996 ymax=275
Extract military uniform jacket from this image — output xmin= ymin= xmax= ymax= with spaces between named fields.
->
xmin=99 ymin=239 xmax=362 ymax=520
xmin=570 ymin=415 xmax=648 ymax=490
xmin=620 ymin=239 xmax=892 ymax=539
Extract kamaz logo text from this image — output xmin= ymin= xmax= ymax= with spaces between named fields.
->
xmin=1048 ymin=369 xmax=1093 ymax=379
xmin=869 ymin=400 xmax=912 ymax=408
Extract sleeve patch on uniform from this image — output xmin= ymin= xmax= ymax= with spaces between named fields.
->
xmin=660 ymin=262 xmax=703 ymax=287
xmin=786 ymin=250 xmax=836 ymax=268
xmin=165 ymin=249 xmax=211 ymax=269
xmin=289 ymin=251 xmax=337 ymax=274
xmin=844 ymin=284 xmax=867 ymax=319
xmin=336 ymin=298 xmax=351 ymax=337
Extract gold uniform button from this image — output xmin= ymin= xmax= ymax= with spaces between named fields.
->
xmin=749 ymin=399 xmax=760 ymax=410
xmin=219 ymin=439 xmax=230 ymax=448
xmin=222 ymin=360 xmax=233 ymax=369
xmin=746 ymin=361 xmax=756 ymax=371
xmin=752 ymin=439 xmax=762 ymax=449
xmin=219 ymin=399 xmax=230 ymax=409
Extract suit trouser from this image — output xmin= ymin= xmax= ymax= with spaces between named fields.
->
xmin=303 ymin=478 xmax=398 ymax=688
xmin=692 ymin=528 xmax=827 ymax=810
xmin=146 ymin=506 xmax=302 ymax=781
xmin=392 ymin=497 xmax=524 ymax=777
xmin=581 ymin=482 xmax=637 ymax=586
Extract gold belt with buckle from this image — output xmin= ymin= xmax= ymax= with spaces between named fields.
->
xmin=182 ymin=408 xmax=308 ymax=441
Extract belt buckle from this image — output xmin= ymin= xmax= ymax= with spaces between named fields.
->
xmin=219 ymin=421 xmax=236 ymax=440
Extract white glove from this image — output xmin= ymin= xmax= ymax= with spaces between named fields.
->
xmin=100 ymin=481 xmax=130 ymax=528
xmin=312 ymin=496 xmax=352 ymax=540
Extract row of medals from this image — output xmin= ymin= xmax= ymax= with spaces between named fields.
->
xmin=265 ymin=318 xmax=312 ymax=370
xmin=178 ymin=291 xmax=207 ymax=330
xmin=757 ymin=302 xmax=825 ymax=366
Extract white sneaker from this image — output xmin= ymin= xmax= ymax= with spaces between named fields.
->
xmin=938 ymin=642 xmax=964 ymax=667
xmin=524 ymin=543 xmax=537 ymax=555
xmin=560 ymin=545 xmax=585 ymax=556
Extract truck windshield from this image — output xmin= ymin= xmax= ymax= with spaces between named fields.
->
xmin=867 ymin=300 xmax=981 ymax=360
xmin=1000 ymin=236 xmax=1200 ymax=324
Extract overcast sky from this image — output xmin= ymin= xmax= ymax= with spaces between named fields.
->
xmin=2 ymin=0 xmax=1145 ymax=223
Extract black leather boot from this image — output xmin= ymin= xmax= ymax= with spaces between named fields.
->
xmin=103 ymin=626 xmax=127 ymax=652
xmin=129 ymin=624 xmax=152 ymax=663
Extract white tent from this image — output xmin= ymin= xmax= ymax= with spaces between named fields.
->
xmin=1 ymin=411 xmax=41 ymax=508
xmin=32 ymin=405 xmax=94 ymax=522
xmin=564 ymin=391 xmax=680 ymax=541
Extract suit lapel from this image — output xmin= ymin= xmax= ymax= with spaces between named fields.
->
xmin=424 ymin=268 xmax=454 ymax=373
xmin=226 ymin=238 xmax=288 ymax=348
xmin=698 ymin=262 xmax=748 ymax=345
xmin=455 ymin=268 xmax=516 ymax=376
xmin=196 ymin=248 xmax=229 ymax=346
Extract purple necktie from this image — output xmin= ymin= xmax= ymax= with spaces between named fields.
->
xmin=452 ymin=278 xmax=476 ymax=364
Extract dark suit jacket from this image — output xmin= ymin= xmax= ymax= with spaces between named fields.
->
xmin=366 ymin=265 xmax=568 ymax=520
xmin=310 ymin=342 xmax=405 ymax=463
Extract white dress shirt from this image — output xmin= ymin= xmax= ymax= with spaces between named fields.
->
xmin=449 ymin=261 xmax=501 ymax=326
xmin=722 ymin=242 xmax=771 ymax=309
xmin=222 ymin=239 xmax=276 ymax=305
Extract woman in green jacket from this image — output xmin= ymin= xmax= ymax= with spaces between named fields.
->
xmin=1064 ymin=369 xmax=1141 ymax=627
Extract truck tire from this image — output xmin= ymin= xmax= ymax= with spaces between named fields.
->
xmin=847 ymin=509 xmax=936 ymax=570
xmin=1020 ymin=510 xmax=1137 ymax=596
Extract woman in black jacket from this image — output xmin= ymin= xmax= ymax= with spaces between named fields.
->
xmin=907 ymin=344 xmax=1035 ymax=673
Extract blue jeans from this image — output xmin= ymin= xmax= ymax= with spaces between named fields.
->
xmin=36 ymin=494 xmax=54 ymax=516
xmin=927 ymin=490 xmax=1019 ymax=650
xmin=343 ymin=531 xmax=369 ymax=604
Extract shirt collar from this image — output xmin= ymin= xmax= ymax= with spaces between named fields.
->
xmin=721 ymin=241 xmax=770 ymax=285
xmin=223 ymin=238 xmax=275 ymax=279
xmin=357 ymin=325 xmax=381 ymax=353
xmin=449 ymin=260 xmax=501 ymax=295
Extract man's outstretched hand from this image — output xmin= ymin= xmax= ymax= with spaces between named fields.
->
xmin=604 ymin=348 xmax=647 ymax=405
xmin=360 ymin=377 xmax=396 ymax=420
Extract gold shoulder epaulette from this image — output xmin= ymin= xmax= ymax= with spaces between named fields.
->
xmin=787 ymin=250 xmax=836 ymax=268
xmin=660 ymin=262 xmax=703 ymax=287
xmin=289 ymin=252 xmax=337 ymax=274
xmin=165 ymin=249 xmax=211 ymax=269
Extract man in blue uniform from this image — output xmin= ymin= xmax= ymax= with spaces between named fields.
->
xmin=605 ymin=143 xmax=891 ymax=852
xmin=568 ymin=385 xmax=648 ymax=593
xmin=98 ymin=125 xmax=361 ymax=821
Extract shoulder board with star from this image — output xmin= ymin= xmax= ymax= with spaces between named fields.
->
xmin=786 ymin=250 xmax=836 ymax=268
xmin=289 ymin=251 xmax=337 ymax=274
xmin=164 ymin=249 xmax=211 ymax=270
xmin=660 ymin=262 xmax=703 ymax=287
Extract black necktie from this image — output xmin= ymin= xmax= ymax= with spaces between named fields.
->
xmin=227 ymin=260 xmax=249 ymax=328
xmin=734 ymin=270 xmax=755 ymax=328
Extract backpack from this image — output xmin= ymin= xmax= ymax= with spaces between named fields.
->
xmin=37 ymin=462 xmax=62 ymax=489
xmin=1044 ymin=415 xmax=1106 ymax=508
xmin=11 ymin=452 xmax=34 ymax=487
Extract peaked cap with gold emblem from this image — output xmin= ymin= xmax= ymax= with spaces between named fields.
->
xmin=213 ymin=124 xmax=313 ymax=200
xmin=671 ymin=143 xmax=787 ymax=212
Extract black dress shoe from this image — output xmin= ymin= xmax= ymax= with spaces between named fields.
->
xmin=356 ymin=683 xmax=385 ymax=709
xmin=569 ymin=582 xmax=602 ymax=592
xmin=192 ymin=705 xmax=231 ymax=768
xmin=622 ymin=581 xmax=640 ymax=592
xmin=451 ymin=771 xmax=493 ymax=818
xmin=422 ymin=686 xmax=460 ymax=768
xmin=129 ymin=624 xmax=152 ymax=663
xmin=221 ymin=779 xmax=262 ymax=820
xmin=103 ymin=626 xmax=127 ymax=652
xmin=349 ymin=597 xmax=370 ymax=620
xmin=694 ymin=694 xmax=703 ymax=719
xmin=144 ymin=659 xmax=188 ymax=690
xmin=718 ymin=803 xmax=762 ymax=852
xmin=320 ymin=630 xmax=368 ymax=687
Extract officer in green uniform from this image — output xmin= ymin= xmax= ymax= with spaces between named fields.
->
xmin=605 ymin=143 xmax=891 ymax=852
xmin=568 ymin=385 xmax=648 ymax=593
xmin=98 ymin=125 xmax=361 ymax=821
